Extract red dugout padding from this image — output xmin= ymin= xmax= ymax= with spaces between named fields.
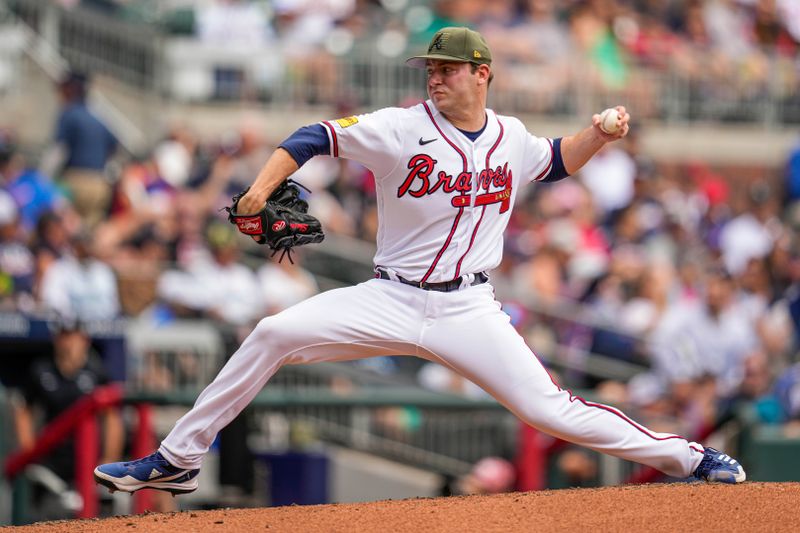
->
xmin=4 ymin=384 xmax=157 ymax=518
xmin=515 ymin=424 xmax=570 ymax=491
xmin=4 ymin=385 xmax=123 ymax=480
xmin=74 ymin=415 xmax=99 ymax=517
xmin=131 ymin=403 xmax=155 ymax=514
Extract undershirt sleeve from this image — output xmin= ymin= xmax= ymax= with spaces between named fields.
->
xmin=540 ymin=137 xmax=570 ymax=183
xmin=278 ymin=124 xmax=331 ymax=166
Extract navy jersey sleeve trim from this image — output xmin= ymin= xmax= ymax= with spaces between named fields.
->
xmin=278 ymin=124 xmax=331 ymax=166
xmin=540 ymin=137 xmax=570 ymax=183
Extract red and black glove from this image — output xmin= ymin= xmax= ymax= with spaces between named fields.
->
xmin=225 ymin=180 xmax=324 ymax=260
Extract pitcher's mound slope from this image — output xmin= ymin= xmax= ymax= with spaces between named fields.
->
xmin=11 ymin=482 xmax=800 ymax=533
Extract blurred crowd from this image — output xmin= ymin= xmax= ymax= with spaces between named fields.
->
xmin=0 ymin=71 xmax=322 ymax=329
xmin=51 ymin=0 xmax=800 ymax=116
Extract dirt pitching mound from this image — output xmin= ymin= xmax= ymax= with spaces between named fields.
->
xmin=8 ymin=482 xmax=800 ymax=533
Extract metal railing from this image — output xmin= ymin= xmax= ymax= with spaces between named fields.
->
xmin=6 ymin=0 xmax=161 ymax=89
xmin=4 ymin=0 xmax=799 ymax=127
xmin=124 ymin=319 xmax=225 ymax=393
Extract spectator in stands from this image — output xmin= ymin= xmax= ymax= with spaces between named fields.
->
xmin=256 ymin=250 xmax=318 ymax=315
xmin=548 ymin=180 xmax=610 ymax=291
xmin=272 ymin=0 xmax=355 ymax=104
xmin=568 ymin=0 xmax=629 ymax=91
xmin=577 ymin=141 xmax=637 ymax=220
xmin=0 ymin=190 xmax=35 ymax=311
xmin=196 ymin=0 xmax=279 ymax=99
xmin=40 ymin=72 xmax=118 ymax=229
xmin=197 ymin=220 xmax=264 ymax=326
xmin=291 ymin=156 xmax=357 ymax=237
xmin=443 ymin=456 xmax=516 ymax=496
xmin=719 ymin=181 xmax=779 ymax=276
xmin=110 ymin=150 xmax=176 ymax=223
xmin=720 ymin=349 xmax=783 ymax=424
xmin=625 ymin=372 xmax=676 ymax=431
xmin=752 ymin=0 xmax=797 ymax=55
xmin=408 ymin=0 xmax=466 ymax=46
xmin=215 ymin=124 xmax=273 ymax=195
xmin=650 ymin=266 xmax=760 ymax=397
xmin=703 ymin=0 xmax=773 ymax=108
xmin=702 ymin=0 xmax=758 ymax=66
xmin=111 ymin=226 xmax=170 ymax=317
xmin=654 ymin=165 xmax=707 ymax=248
xmin=0 ymin=135 xmax=69 ymax=234
xmin=492 ymin=0 xmax=573 ymax=112
xmin=618 ymin=261 xmax=677 ymax=338
xmin=511 ymin=244 xmax=568 ymax=308
xmin=31 ymin=211 xmax=73 ymax=289
xmin=10 ymin=316 xmax=123 ymax=520
xmin=157 ymin=220 xmax=262 ymax=327
xmin=197 ymin=0 xmax=273 ymax=49
xmin=39 ymin=230 xmax=121 ymax=321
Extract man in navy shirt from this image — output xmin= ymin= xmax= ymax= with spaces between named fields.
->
xmin=42 ymin=72 xmax=118 ymax=228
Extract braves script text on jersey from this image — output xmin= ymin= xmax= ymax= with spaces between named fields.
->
xmin=157 ymin=100 xmax=706 ymax=480
xmin=322 ymin=102 xmax=549 ymax=283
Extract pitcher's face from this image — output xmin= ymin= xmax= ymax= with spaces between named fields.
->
xmin=426 ymin=60 xmax=481 ymax=115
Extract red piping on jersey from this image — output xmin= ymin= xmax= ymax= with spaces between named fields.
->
xmin=453 ymin=206 xmax=486 ymax=279
xmin=535 ymin=356 xmax=703 ymax=454
xmin=322 ymin=121 xmax=339 ymax=157
xmin=486 ymin=118 xmax=505 ymax=167
xmin=452 ymin=118 xmax=505 ymax=279
xmin=420 ymin=101 xmax=469 ymax=284
xmin=533 ymin=138 xmax=554 ymax=181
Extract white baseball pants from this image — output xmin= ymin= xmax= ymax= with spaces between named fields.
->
xmin=160 ymin=279 xmax=704 ymax=478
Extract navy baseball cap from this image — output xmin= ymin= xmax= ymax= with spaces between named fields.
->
xmin=406 ymin=27 xmax=492 ymax=69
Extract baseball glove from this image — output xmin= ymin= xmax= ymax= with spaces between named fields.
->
xmin=224 ymin=179 xmax=324 ymax=262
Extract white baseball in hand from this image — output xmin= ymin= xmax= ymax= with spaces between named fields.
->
xmin=599 ymin=108 xmax=621 ymax=134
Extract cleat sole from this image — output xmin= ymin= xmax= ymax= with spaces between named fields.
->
xmin=93 ymin=471 xmax=198 ymax=495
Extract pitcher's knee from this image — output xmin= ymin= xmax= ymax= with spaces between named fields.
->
xmin=251 ymin=316 xmax=304 ymax=355
xmin=511 ymin=393 xmax=580 ymax=436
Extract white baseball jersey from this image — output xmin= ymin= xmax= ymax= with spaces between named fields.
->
xmin=320 ymin=101 xmax=554 ymax=283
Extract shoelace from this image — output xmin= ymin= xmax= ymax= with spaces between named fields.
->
xmin=127 ymin=452 xmax=163 ymax=466
xmin=695 ymin=450 xmax=737 ymax=479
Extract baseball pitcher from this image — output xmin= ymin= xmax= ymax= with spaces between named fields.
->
xmin=95 ymin=27 xmax=745 ymax=495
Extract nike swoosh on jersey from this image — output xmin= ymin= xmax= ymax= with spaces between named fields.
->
xmin=418 ymin=137 xmax=438 ymax=145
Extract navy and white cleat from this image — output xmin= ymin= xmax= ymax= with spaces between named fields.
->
xmin=693 ymin=447 xmax=746 ymax=484
xmin=94 ymin=451 xmax=199 ymax=495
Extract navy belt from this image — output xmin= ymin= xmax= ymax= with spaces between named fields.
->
xmin=376 ymin=268 xmax=488 ymax=292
